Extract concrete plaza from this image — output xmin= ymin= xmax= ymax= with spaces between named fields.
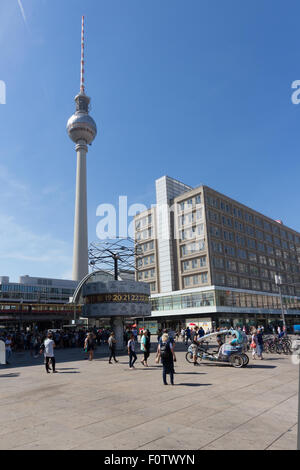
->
xmin=0 ymin=342 xmax=298 ymax=450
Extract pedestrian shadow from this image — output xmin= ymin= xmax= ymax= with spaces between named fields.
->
xmin=248 ymin=364 xmax=277 ymax=369
xmin=175 ymin=383 xmax=212 ymax=387
xmin=261 ymin=358 xmax=283 ymax=361
xmin=57 ymin=368 xmax=79 ymax=371
xmin=56 ymin=371 xmax=80 ymax=374
xmin=0 ymin=373 xmax=20 ymax=378
xmin=174 ymin=372 xmax=206 ymax=375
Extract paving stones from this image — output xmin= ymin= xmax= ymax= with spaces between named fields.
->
xmin=0 ymin=345 xmax=298 ymax=450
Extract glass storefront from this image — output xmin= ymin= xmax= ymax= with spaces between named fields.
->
xmin=151 ymin=291 xmax=215 ymax=311
xmin=151 ymin=287 xmax=300 ymax=313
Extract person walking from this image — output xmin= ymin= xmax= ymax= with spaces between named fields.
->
xmin=156 ymin=333 xmax=176 ymax=386
xmin=185 ymin=327 xmax=191 ymax=345
xmin=5 ymin=335 xmax=13 ymax=365
xmin=84 ymin=333 xmax=95 ymax=361
xmin=250 ymin=330 xmax=258 ymax=360
xmin=42 ymin=333 xmax=57 ymax=374
xmin=141 ymin=330 xmax=150 ymax=367
xmin=128 ymin=334 xmax=137 ymax=369
xmin=191 ymin=327 xmax=200 ymax=366
xmin=256 ymin=329 xmax=264 ymax=360
xmin=108 ymin=332 xmax=118 ymax=364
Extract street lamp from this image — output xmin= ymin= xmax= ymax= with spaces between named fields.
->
xmin=274 ymin=274 xmax=287 ymax=333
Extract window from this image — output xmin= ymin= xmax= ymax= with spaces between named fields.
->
xmin=252 ymin=280 xmax=261 ymax=290
xmin=245 ymin=212 xmax=253 ymax=223
xmin=224 ymin=245 xmax=235 ymax=256
xmin=256 ymin=230 xmax=264 ymax=240
xmin=262 ymin=282 xmax=270 ymax=291
xmin=265 ymin=233 xmax=273 ymax=243
xmin=192 ymin=259 xmax=198 ymax=269
xmin=249 ymin=265 xmax=259 ymax=275
xmin=195 ymin=194 xmax=201 ymax=205
xmin=212 ymin=241 xmax=223 ymax=253
xmin=196 ymin=208 xmax=203 ymax=220
xmin=248 ymin=252 xmax=257 ymax=262
xmin=233 ymin=207 xmax=243 ymax=218
xmin=239 ymin=263 xmax=248 ymax=273
xmin=223 ymin=230 xmax=234 ymax=242
xmin=183 ymin=261 xmax=190 ymax=271
xmin=197 ymin=224 xmax=204 ymax=236
xmin=266 ymin=245 xmax=274 ymax=255
xmin=263 ymin=221 xmax=271 ymax=232
xmin=150 ymin=282 xmax=156 ymax=292
xmin=240 ymin=278 xmax=250 ymax=288
xmin=236 ymin=235 xmax=245 ymax=246
xmin=238 ymin=249 xmax=247 ymax=259
xmin=261 ymin=269 xmax=269 ymax=279
xmin=234 ymin=221 xmax=244 ymax=232
xmin=257 ymin=242 xmax=265 ymax=252
xmin=255 ymin=217 xmax=263 ymax=227
xmin=226 ymin=260 xmax=237 ymax=272
xmin=280 ymin=229 xmax=287 ymax=239
xmin=259 ymin=256 xmax=267 ymax=265
xmin=215 ymin=273 xmax=225 ymax=285
xmin=207 ymin=196 xmax=219 ymax=208
xmin=183 ymin=276 xmax=191 ymax=287
xmin=222 ymin=216 xmax=233 ymax=227
xmin=200 ymin=273 xmax=208 ymax=284
xmin=199 ymin=256 xmax=207 ymax=267
xmin=247 ymin=238 xmax=256 ymax=249
xmin=209 ymin=210 xmax=219 ymax=223
xmin=213 ymin=257 xmax=224 ymax=268
xmin=227 ymin=275 xmax=238 ymax=287
xmin=210 ymin=225 xmax=221 ymax=238
xmin=246 ymin=225 xmax=255 ymax=236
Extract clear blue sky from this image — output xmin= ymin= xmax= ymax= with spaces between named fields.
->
xmin=0 ymin=0 xmax=300 ymax=281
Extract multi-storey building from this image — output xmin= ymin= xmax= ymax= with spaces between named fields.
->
xmin=0 ymin=275 xmax=78 ymax=304
xmin=134 ymin=176 xmax=300 ymax=331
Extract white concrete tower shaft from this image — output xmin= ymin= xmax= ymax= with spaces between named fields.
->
xmin=73 ymin=141 xmax=88 ymax=281
xmin=67 ymin=16 xmax=97 ymax=282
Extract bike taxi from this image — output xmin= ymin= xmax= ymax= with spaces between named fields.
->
xmin=186 ymin=329 xmax=249 ymax=368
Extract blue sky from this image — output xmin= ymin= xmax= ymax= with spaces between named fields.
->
xmin=0 ymin=0 xmax=300 ymax=281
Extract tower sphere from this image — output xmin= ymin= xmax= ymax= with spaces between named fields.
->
xmin=67 ymin=93 xmax=97 ymax=145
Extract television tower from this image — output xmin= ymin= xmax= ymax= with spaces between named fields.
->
xmin=67 ymin=16 xmax=97 ymax=281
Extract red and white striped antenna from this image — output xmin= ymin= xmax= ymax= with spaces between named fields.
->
xmin=80 ymin=15 xmax=85 ymax=94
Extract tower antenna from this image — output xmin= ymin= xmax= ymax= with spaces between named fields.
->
xmin=80 ymin=15 xmax=85 ymax=94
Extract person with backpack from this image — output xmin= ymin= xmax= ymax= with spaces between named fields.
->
xmin=155 ymin=333 xmax=176 ymax=386
xmin=128 ymin=334 xmax=137 ymax=369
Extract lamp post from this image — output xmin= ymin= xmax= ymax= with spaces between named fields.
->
xmin=275 ymin=274 xmax=287 ymax=333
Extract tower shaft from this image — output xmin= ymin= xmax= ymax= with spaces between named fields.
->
xmin=72 ymin=141 xmax=88 ymax=281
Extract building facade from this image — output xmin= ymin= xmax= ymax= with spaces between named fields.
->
xmin=0 ymin=276 xmax=77 ymax=304
xmin=134 ymin=176 xmax=300 ymax=331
